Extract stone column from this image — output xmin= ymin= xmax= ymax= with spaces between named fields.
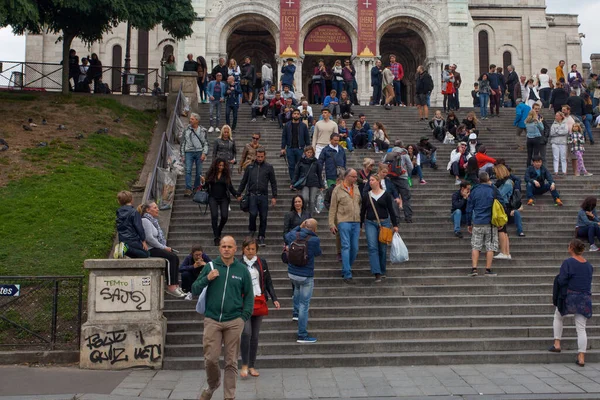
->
xmin=166 ymin=71 xmax=200 ymax=116
xmin=80 ymin=259 xmax=167 ymax=370
xmin=357 ymin=58 xmax=373 ymax=105
xmin=583 ymin=63 xmax=591 ymax=80
xmin=295 ymin=57 xmax=304 ymax=100
xmin=590 ymin=54 xmax=600 ymax=75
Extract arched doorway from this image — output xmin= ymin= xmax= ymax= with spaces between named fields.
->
xmin=379 ymin=27 xmax=426 ymax=106
xmin=226 ymin=16 xmax=277 ymax=87
xmin=302 ymin=25 xmax=353 ymax=104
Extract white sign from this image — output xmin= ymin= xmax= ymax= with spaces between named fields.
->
xmin=95 ymin=276 xmax=151 ymax=312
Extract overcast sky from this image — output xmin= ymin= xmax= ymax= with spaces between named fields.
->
xmin=0 ymin=1 xmax=598 ymax=65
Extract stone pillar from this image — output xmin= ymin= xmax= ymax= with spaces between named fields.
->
xmin=166 ymin=71 xmax=200 ymax=117
xmin=582 ymin=63 xmax=591 ymax=80
xmin=357 ymin=58 xmax=374 ymax=105
xmin=590 ymin=54 xmax=600 ymax=74
xmin=295 ymin=57 xmax=304 ymax=100
xmin=80 ymin=259 xmax=166 ymax=370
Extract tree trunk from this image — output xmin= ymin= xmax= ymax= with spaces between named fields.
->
xmin=61 ymin=33 xmax=75 ymax=95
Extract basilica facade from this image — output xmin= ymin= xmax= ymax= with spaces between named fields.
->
xmin=25 ymin=0 xmax=583 ymax=105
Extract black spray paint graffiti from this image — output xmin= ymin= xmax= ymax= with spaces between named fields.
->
xmin=85 ymin=329 xmax=162 ymax=365
xmin=99 ymin=287 xmax=147 ymax=310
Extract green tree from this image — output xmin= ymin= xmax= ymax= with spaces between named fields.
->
xmin=1 ymin=0 xmax=195 ymax=94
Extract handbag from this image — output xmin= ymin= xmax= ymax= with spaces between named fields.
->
xmin=192 ymin=187 xmax=209 ymax=215
xmin=312 ymin=75 xmax=322 ymax=81
xmin=368 ymin=194 xmax=394 ymax=245
xmin=195 ymin=262 xmax=215 ymax=314
xmin=240 ymin=193 xmax=250 ymax=212
xmin=252 ymin=259 xmax=269 ymax=316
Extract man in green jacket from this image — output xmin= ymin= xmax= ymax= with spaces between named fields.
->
xmin=192 ymin=236 xmax=254 ymax=400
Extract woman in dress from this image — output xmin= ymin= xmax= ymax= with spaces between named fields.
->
xmin=138 ymin=202 xmax=185 ymax=297
xmin=240 ymin=237 xmax=279 ymax=378
xmin=360 ymin=173 xmax=399 ymax=282
xmin=549 ymin=239 xmax=593 ymax=367
xmin=213 ymin=125 xmax=237 ymax=165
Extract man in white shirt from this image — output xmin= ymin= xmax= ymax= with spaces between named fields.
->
xmin=312 ymin=108 xmax=339 ymax=158
xmin=299 ymin=100 xmax=314 ymax=126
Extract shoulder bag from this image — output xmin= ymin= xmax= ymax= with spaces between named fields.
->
xmin=195 ymin=262 xmax=215 ymax=314
xmin=368 ymin=194 xmax=394 ymax=245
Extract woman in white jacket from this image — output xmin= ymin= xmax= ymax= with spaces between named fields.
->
xmin=549 ymin=111 xmax=569 ymax=175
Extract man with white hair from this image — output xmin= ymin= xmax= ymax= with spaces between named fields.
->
xmin=180 ymin=113 xmax=209 ymax=196
xmin=298 ymin=100 xmax=313 ymax=126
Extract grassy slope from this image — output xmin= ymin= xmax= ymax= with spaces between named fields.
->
xmin=0 ymin=94 xmax=156 ymax=276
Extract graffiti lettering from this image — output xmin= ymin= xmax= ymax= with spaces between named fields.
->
xmin=85 ymin=330 xmax=127 ymax=350
xmin=99 ymin=287 xmax=147 ymax=310
xmin=89 ymin=347 xmax=129 ymax=365
xmin=134 ymin=344 xmax=162 ymax=362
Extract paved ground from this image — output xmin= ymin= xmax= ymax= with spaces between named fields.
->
xmin=4 ymin=363 xmax=600 ymax=399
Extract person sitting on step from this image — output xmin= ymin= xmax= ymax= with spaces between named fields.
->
xmin=416 ymin=137 xmax=438 ymax=169
xmin=179 ymin=244 xmax=212 ymax=294
xmin=524 ymin=156 xmax=563 ymax=206
xmin=451 ymin=181 xmax=471 ymax=238
xmin=447 ymin=141 xmax=470 ymax=185
xmin=429 ymin=110 xmax=447 ymax=142
xmin=474 ymin=145 xmax=496 ymax=175
xmin=575 ymin=196 xmax=600 ymax=252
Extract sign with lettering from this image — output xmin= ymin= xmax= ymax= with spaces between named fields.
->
xmin=280 ymin=0 xmax=300 ymax=57
xmin=357 ymin=0 xmax=377 ymax=57
xmin=95 ymin=276 xmax=151 ymax=312
xmin=304 ymin=25 xmax=352 ymax=56
xmin=80 ymin=324 xmax=163 ymax=369
xmin=0 ymin=284 xmax=20 ymax=296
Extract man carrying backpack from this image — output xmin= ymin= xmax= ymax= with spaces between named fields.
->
xmin=285 ymin=219 xmax=322 ymax=343
xmin=382 ymin=140 xmax=414 ymax=223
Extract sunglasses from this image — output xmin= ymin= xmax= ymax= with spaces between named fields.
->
xmin=252 ymin=137 xmax=260 ymax=140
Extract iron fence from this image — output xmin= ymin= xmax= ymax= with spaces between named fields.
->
xmin=0 ymin=61 xmax=159 ymax=94
xmin=142 ymin=84 xmax=185 ymax=206
xmin=0 ymin=276 xmax=84 ymax=350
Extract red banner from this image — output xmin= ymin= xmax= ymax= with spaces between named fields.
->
xmin=357 ymin=0 xmax=377 ymax=57
xmin=304 ymin=25 xmax=352 ymax=56
xmin=280 ymin=0 xmax=300 ymax=57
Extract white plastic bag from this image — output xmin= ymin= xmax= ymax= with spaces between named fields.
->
xmin=195 ymin=263 xmax=214 ymax=314
xmin=315 ymin=193 xmax=325 ymax=214
xmin=390 ymin=232 xmax=409 ymax=263
xmin=166 ymin=142 xmax=184 ymax=175
xmin=156 ymin=167 xmax=177 ymax=210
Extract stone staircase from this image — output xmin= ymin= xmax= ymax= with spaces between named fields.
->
xmin=162 ymin=104 xmax=600 ymax=369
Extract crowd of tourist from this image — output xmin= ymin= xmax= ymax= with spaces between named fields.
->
xmin=108 ymin=56 xmax=600 ymax=400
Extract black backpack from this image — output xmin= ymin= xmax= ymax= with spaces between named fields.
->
xmin=510 ymin=187 xmax=522 ymax=211
xmin=288 ymin=232 xmax=310 ymax=267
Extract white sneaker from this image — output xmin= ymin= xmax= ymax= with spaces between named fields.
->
xmin=215 ymin=127 xmax=221 ymax=133
xmin=584 ymin=172 xmax=594 ymax=177
xmin=455 ymin=179 xmax=462 ymax=185
xmin=184 ymin=292 xmax=194 ymax=301
xmin=208 ymin=126 xmax=214 ymax=133
xmin=590 ymin=245 xmax=599 ymax=252
xmin=251 ymin=118 xmax=256 ymax=122
xmin=494 ymin=253 xmax=511 ymax=260
xmin=263 ymin=115 xmax=267 ymax=119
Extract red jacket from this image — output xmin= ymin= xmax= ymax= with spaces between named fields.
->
xmin=475 ymin=153 xmax=496 ymax=168
xmin=269 ymin=98 xmax=285 ymax=109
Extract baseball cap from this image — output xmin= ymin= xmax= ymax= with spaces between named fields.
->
xmin=468 ymin=133 xmax=477 ymax=140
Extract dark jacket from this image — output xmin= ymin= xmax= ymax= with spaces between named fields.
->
xmin=191 ymin=256 xmax=254 ymax=322
xmin=213 ymin=138 xmax=237 ymax=162
xmin=451 ymin=190 xmax=468 ymax=213
xmin=240 ymin=63 xmax=255 ymax=82
xmin=285 ymin=227 xmax=322 ymax=277
xmin=238 ymin=161 xmax=278 ymax=197
xmin=293 ymin=156 xmax=324 ymax=189
xmin=205 ymin=174 xmax=238 ymax=201
xmin=550 ymin=88 xmax=569 ymax=108
xmin=211 ymin=64 xmax=228 ymax=80
xmin=553 ymin=274 xmax=567 ymax=315
xmin=524 ymin=165 xmax=554 ymax=185
xmin=183 ymin=60 xmax=198 ymax=72
xmin=318 ymin=145 xmax=346 ymax=181
xmin=417 ymin=140 xmax=437 ymax=155
xmin=241 ymin=257 xmax=278 ymax=302
xmin=283 ymin=210 xmax=311 ymax=239
xmin=506 ymin=71 xmax=518 ymax=93
xmin=446 ymin=117 xmax=460 ymax=133
xmin=357 ymin=169 xmax=372 ymax=195
xmin=360 ymin=190 xmax=398 ymax=226
xmin=281 ymin=121 xmax=310 ymax=149
xmin=225 ymin=83 xmax=241 ymax=107
xmin=370 ymin=66 xmax=382 ymax=86
xmin=116 ymin=205 xmax=145 ymax=248
xmin=566 ymin=96 xmax=585 ymax=116
xmin=179 ymin=253 xmax=212 ymax=273
xmin=416 ymin=71 xmax=434 ymax=94
xmin=281 ymin=64 xmax=296 ymax=87
xmin=466 ymin=183 xmax=499 ymax=226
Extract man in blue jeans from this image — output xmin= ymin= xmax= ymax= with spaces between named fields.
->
xmin=285 ymin=219 xmax=322 ymax=343
xmin=328 ymin=169 xmax=361 ymax=284
xmin=281 ymin=109 xmax=310 ymax=182
xmin=451 ymin=181 xmax=471 ymax=238
xmin=179 ymin=113 xmax=209 ymax=196
xmin=225 ymin=76 xmax=241 ymax=131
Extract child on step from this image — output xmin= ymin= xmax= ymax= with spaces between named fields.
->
xmin=568 ymin=123 xmax=593 ymax=177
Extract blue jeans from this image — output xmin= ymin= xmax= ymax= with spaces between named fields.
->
xmin=420 ymin=151 xmax=437 ymax=166
xmin=286 ymin=147 xmax=303 ymax=181
xmin=412 ymin=165 xmax=423 ymax=181
xmin=511 ymin=209 xmax=523 ymax=235
xmin=451 ymin=209 xmax=467 ymax=233
xmin=341 ymin=134 xmax=354 ymax=151
xmin=455 ymin=88 xmax=460 ymax=109
xmin=498 ymin=179 xmax=514 ymax=203
xmin=248 ymin=194 xmax=269 ymax=237
xmin=365 ymin=219 xmax=391 ymax=275
xmin=577 ymin=225 xmax=600 ymax=245
xmin=539 ymin=88 xmax=551 ymax=108
xmin=209 ymin=100 xmax=222 ymax=128
xmin=372 ymin=84 xmax=382 ymax=105
xmin=426 ymin=93 xmax=431 ymax=107
xmin=226 ymin=104 xmax=238 ymax=130
xmin=333 ymin=80 xmax=344 ymax=97
xmin=393 ymin=80 xmax=402 ymax=104
xmin=263 ymin=80 xmax=271 ymax=93
xmin=338 ymin=222 xmax=360 ymax=279
xmin=526 ymin=182 xmax=559 ymax=201
xmin=291 ymin=276 xmax=314 ymax=338
xmin=584 ymin=114 xmax=595 ymax=144
xmin=479 ymin=93 xmax=489 ymax=118
xmin=184 ymin=151 xmax=203 ymax=190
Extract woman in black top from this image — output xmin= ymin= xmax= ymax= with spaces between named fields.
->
xmin=203 ymin=158 xmax=240 ymax=245
xmin=361 ymin=173 xmax=398 ymax=283
xmin=550 ymin=82 xmax=569 ymax=113
xmin=283 ymin=195 xmax=311 ymax=240
xmin=292 ymin=146 xmax=324 ymax=212
xmin=446 ymin=111 xmax=460 ymax=135
xmin=87 ymin=53 xmax=102 ymax=93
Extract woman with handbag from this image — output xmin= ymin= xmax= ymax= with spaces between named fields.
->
xmin=240 ymin=237 xmax=280 ymax=378
xmin=360 ymin=173 xmax=399 ymax=283
xmin=292 ymin=146 xmax=324 ymax=213
xmin=548 ymin=238 xmax=593 ymax=367
xmin=203 ymin=158 xmax=240 ymax=246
